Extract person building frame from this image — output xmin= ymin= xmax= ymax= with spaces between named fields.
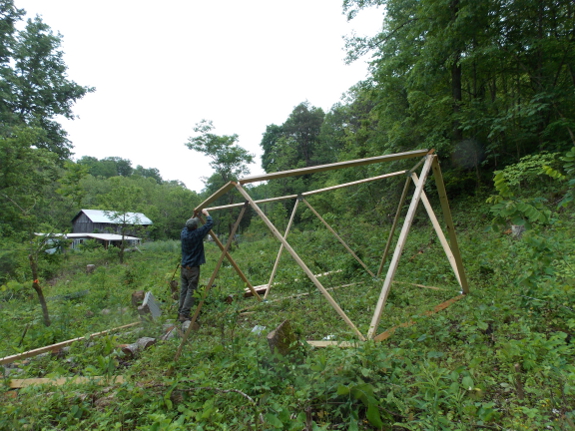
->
xmin=180 ymin=149 xmax=469 ymax=346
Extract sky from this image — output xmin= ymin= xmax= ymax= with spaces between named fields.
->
xmin=17 ymin=1 xmax=382 ymax=192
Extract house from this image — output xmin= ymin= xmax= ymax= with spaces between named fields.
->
xmin=36 ymin=232 xmax=143 ymax=251
xmin=71 ymin=209 xmax=153 ymax=235
xmin=68 ymin=209 xmax=153 ymax=249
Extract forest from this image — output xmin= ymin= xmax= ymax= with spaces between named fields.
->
xmin=1 ymin=0 xmax=575 ymax=429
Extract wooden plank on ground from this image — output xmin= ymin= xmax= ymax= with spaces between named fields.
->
xmin=373 ymin=294 xmax=465 ymax=342
xmin=306 ymin=341 xmax=358 ymax=348
xmin=10 ymin=375 xmax=125 ymax=388
xmin=0 ymin=322 xmax=141 ymax=366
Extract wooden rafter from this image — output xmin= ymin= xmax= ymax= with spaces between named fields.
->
xmin=239 ymin=150 xmax=428 ymax=184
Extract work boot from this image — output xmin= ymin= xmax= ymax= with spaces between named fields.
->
xmin=178 ymin=314 xmax=190 ymax=323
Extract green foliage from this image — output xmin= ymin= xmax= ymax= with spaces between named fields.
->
xmin=186 ymin=119 xmax=254 ymax=184
xmin=486 ymin=153 xmax=562 ymax=228
xmin=1 ymin=10 xmax=94 ymax=160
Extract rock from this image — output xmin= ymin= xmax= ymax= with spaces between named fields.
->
xmin=267 ymin=320 xmax=298 ymax=356
xmin=511 ymin=224 xmax=525 ymax=239
xmin=86 ymin=264 xmax=96 ymax=274
xmin=137 ymin=292 xmax=161 ymax=320
xmin=131 ymin=290 xmax=145 ymax=307
xmin=182 ymin=320 xmax=200 ymax=332
xmin=85 ymin=310 xmax=95 ymax=318
xmin=94 ymin=395 xmax=115 ymax=408
xmin=160 ymin=326 xmax=178 ymax=341
xmin=101 ymin=308 xmax=111 ymax=315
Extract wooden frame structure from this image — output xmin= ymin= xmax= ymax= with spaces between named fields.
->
xmin=175 ymin=150 xmax=468 ymax=353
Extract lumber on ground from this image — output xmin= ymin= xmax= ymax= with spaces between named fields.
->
xmin=0 ymin=322 xmax=141 ymax=365
xmin=9 ymin=376 xmax=125 ymax=389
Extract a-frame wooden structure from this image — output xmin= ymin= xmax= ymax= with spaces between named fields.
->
xmin=174 ymin=150 xmax=468 ymax=360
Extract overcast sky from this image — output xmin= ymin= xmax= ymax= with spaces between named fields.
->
xmin=17 ymin=1 xmax=382 ymax=192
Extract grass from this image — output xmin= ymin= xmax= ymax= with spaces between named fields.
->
xmin=1 ymin=201 xmax=575 ymax=430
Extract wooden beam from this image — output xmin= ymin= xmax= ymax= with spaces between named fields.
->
xmin=302 ymin=170 xmax=407 ymax=197
xmin=431 ymin=156 xmax=469 ymax=294
xmin=239 ymin=150 xmax=429 ymax=184
xmin=368 ymin=155 xmax=434 ymax=339
xmin=241 ymin=283 xmax=361 ymax=310
xmin=206 ymin=194 xmax=298 ymax=211
xmin=373 ymin=294 xmax=465 ymax=342
xmin=411 ymin=172 xmax=462 ymax=286
xmin=203 ymin=219 xmax=261 ymax=300
xmin=302 ymin=198 xmax=375 ymax=277
xmin=377 ymin=176 xmax=411 ymax=277
xmin=0 ymin=322 xmax=141 ymax=365
xmin=392 ymin=280 xmax=446 ymax=291
xmin=265 ymin=198 xmax=300 ymax=299
xmin=9 ymin=376 xmax=125 ymax=389
xmin=194 ymin=181 xmax=236 ymax=211
xmin=235 ymin=183 xmax=366 ymax=341
xmin=205 ymin=170 xmax=407 ymax=212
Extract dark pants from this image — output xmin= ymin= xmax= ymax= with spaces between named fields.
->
xmin=179 ymin=266 xmax=200 ymax=318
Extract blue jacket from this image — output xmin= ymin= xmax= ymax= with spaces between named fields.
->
xmin=181 ymin=216 xmax=213 ymax=268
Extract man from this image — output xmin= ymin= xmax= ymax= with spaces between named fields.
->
xmin=179 ymin=208 xmax=214 ymax=322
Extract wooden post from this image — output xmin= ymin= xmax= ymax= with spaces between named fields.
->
xmin=431 ymin=156 xmax=469 ymax=294
xmin=199 ymin=215 xmax=262 ymax=300
xmin=173 ymin=204 xmax=249 ymax=364
xmin=368 ymin=155 xmax=434 ymax=339
xmin=235 ymin=183 xmax=366 ymax=341
xmin=377 ymin=176 xmax=411 ymax=277
xmin=264 ymin=198 xmax=300 ymax=299
xmin=302 ymin=198 xmax=375 ymax=278
xmin=411 ymin=172 xmax=462 ymax=287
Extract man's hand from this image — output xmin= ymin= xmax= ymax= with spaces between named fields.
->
xmin=202 ymin=209 xmax=210 ymax=217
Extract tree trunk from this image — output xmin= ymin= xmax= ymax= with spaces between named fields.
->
xmin=29 ymin=254 xmax=51 ymax=327
xmin=451 ymin=0 xmax=463 ymax=142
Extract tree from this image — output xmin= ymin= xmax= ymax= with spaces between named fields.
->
xmin=77 ymin=156 xmax=133 ymax=178
xmin=134 ymin=165 xmax=163 ymax=184
xmin=259 ymin=102 xmax=326 ymax=216
xmin=186 ymin=120 xmax=254 ymax=237
xmin=101 ymin=177 xmax=144 ymax=264
xmin=186 ymin=120 xmax=254 ymax=183
xmin=0 ymin=125 xmax=59 ymax=326
xmin=1 ymin=12 xmax=94 ymax=160
xmin=343 ymin=0 xmax=575 ymax=187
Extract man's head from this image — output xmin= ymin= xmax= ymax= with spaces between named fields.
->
xmin=186 ymin=217 xmax=199 ymax=230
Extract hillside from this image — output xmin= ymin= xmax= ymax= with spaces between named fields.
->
xmin=1 ymin=189 xmax=574 ymax=430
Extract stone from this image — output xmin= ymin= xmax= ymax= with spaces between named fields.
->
xmin=511 ymin=224 xmax=525 ymax=239
xmin=182 ymin=320 xmax=200 ymax=331
xmin=136 ymin=292 xmax=161 ymax=320
xmin=267 ymin=320 xmax=298 ymax=356
xmin=131 ymin=290 xmax=145 ymax=308
xmin=86 ymin=264 xmax=96 ymax=274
